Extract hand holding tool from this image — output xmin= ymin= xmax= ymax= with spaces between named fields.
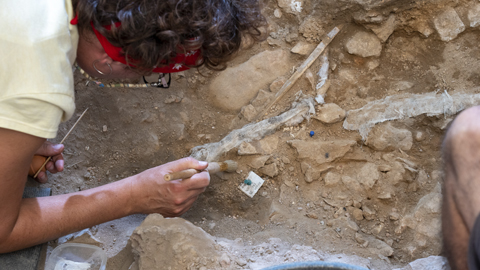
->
xmin=164 ymin=160 xmax=238 ymax=181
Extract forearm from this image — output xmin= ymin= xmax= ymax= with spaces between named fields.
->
xmin=0 ymin=177 xmax=135 ymax=253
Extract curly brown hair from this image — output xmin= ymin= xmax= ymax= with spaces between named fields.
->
xmin=74 ymin=0 xmax=267 ymax=71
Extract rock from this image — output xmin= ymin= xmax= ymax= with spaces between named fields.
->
xmin=390 ymin=212 xmax=400 ymax=221
xmin=274 ymin=8 xmax=282 ymax=18
xmin=236 ymin=258 xmax=248 ymax=267
xmin=282 ymin=157 xmax=291 ymax=164
xmin=164 ymin=95 xmax=182 ymax=104
xmin=352 ymin=208 xmax=364 ymax=221
xmin=301 ymin=162 xmax=322 ymax=183
xmin=393 ymin=256 xmax=449 ymax=270
xmin=362 ymin=206 xmax=376 ymax=220
xmin=261 ymin=163 xmax=279 ymax=178
xmin=346 ymin=219 xmax=360 ymax=232
xmin=357 ymin=163 xmax=379 ymax=189
xmin=355 ymin=232 xmax=367 ymax=245
xmin=288 ymin=139 xmax=356 ymax=165
xmin=412 ymin=20 xmax=434 ymax=37
xmin=366 ymin=122 xmax=413 ymax=151
xmin=249 ymin=155 xmax=270 ymax=169
xmin=277 ymin=0 xmax=304 ymax=14
xmin=252 ymin=90 xmax=274 ymax=108
xmin=270 ymin=77 xmax=286 ymax=93
xmin=372 ymin=223 xmax=384 ymax=235
xmin=314 ymin=103 xmax=346 ymax=124
xmin=345 ymin=31 xmax=382 ymax=58
xmin=241 ymin=104 xmax=257 ymax=122
xmin=324 ymin=172 xmax=341 ymax=187
xmin=209 ymin=50 xmax=292 ymax=111
xmin=258 ymin=135 xmax=279 ymax=154
xmin=433 ymin=7 xmax=465 ymax=42
xmin=416 ymin=170 xmax=428 ymax=187
xmin=368 ymin=14 xmax=396 ymax=42
xmin=291 ymin=41 xmax=316 ymax=55
xmin=393 ymin=81 xmax=414 ymax=91
xmin=219 ymin=253 xmax=231 ymax=267
xmin=468 ymin=4 xmax=480 ymax=27
xmin=130 ymin=214 xmax=222 ymax=270
xmin=238 ymin=142 xmax=258 ymax=155
xmin=368 ymin=238 xmax=394 ymax=257
xmin=342 ymin=175 xmax=363 ymax=192
xmin=414 ymin=131 xmax=425 ymax=141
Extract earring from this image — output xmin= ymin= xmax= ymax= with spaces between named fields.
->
xmin=93 ymin=59 xmax=113 ymax=75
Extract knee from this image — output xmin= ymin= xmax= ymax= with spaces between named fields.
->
xmin=444 ymin=106 xmax=480 ymax=152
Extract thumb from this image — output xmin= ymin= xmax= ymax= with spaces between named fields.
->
xmin=36 ymin=143 xmax=64 ymax=156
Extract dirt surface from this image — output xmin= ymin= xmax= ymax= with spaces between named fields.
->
xmin=34 ymin=0 xmax=480 ymax=269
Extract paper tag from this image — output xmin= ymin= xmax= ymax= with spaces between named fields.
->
xmin=239 ymin=171 xmax=265 ymax=198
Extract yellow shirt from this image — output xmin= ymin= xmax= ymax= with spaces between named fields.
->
xmin=0 ymin=0 xmax=78 ymax=138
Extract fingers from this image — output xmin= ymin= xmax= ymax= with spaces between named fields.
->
xmin=36 ymin=171 xmax=48 ymax=184
xmin=35 ymin=142 xmax=64 ymax=157
xmin=181 ymin=171 xmax=210 ymax=190
xmin=165 ymin=157 xmax=208 ymax=173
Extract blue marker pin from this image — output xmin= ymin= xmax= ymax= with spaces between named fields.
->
xmin=309 ymin=131 xmax=314 ymax=137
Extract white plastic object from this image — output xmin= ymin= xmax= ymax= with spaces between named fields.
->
xmin=45 ymin=243 xmax=107 ymax=270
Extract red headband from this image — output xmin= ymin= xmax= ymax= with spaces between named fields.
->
xmin=71 ymin=16 xmax=200 ymax=73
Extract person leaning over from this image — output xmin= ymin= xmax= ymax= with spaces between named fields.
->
xmin=0 ymin=0 xmax=266 ymax=253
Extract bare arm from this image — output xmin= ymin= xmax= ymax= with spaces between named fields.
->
xmin=0 ymin=127 xmax=209 ymax=253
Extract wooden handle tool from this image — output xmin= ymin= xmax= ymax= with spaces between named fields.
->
xmin=31 ymin=108 xmax=88 ymax=178
xmin=164 ymin=160 xmax=238 ymax=181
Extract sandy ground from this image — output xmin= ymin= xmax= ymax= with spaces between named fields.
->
xmin=33 ymin=0 xmax=480 ymax=269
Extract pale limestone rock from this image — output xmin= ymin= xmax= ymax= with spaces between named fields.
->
xmin=288 ymin=139 xmax=356 ymax=165
xmin=433 ymin=7 xmax=465 ymax=42
xmin=258 ymin=135 xmax=279 ymax=154
xmin=249 ymin=155 xmax=270 ymax=169
xmin=238 ymin=142 xmax=258 ymax=155
xmin=357 ymin=163 xmax=379 ymax=189
xmin=252 ymin=90 xmax=274 ymax=108
xmin=270 ymin=77 xmax=287 ymax=93
xmin=368 ymin=14 xmax=396 ymax=42
xmin=345 ymin=31 xmax=382 ymax=57
xmin=414 ymin=131 xmax=425 ymax=141
xmin=324 ymin=172 xmax=341 ymax=187
xmin=274 ymin=8 xmax=282 ymax=18
xmin=342 ymin=175 xmax=363 ymax=192
xmin=130 ymin=214 xmax=222 ymax=270
xmin=209 ymin=50 xmax=292 ymax=111
xmin=366 ymin=122 xmax=413 ymax=151
xmin=241 ymin=104 xmax=257 ymax=122
xmin=392 ymin=256 xmax=449 ymax=270
xmin=314 ymin=103 xmax=346 ymax=124
xmin=393 ymin=81 xmax=414 ymax=91
xmin=362 ymin=206 xmax=376 ymax=220
xmin=261 ymin=163 xmax=279 ymax=178
xmin=468 ymin=4 xmax=480 ymax=27
xmin=291 ymin=41 xmax=316 ymax=55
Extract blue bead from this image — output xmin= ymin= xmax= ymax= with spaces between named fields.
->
xmin=309 ymin=131 xmax=314 ymax=137
xmin=244 ymin=179 xmax=252 ymax=185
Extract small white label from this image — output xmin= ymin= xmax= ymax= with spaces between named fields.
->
xmin=239 ymin=171 xmax=265 ymax=198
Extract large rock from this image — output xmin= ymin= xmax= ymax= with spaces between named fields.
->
xmin=357 ymin=163 xmax=380 ymax=189
xmin=366 ymin=122 xmax=413 ymax=151
xmin=433 ymin=7 xmax=465 ymax=42
xmin=209 ymin=50 xmax=292 ymax=111
xmin=130 ymin=214 xmax=223 ymax=270
xmin=468 ymin=4 xmax=480 ymax=27
xmin=393 ymin=256 xmax=449 ymax=270
xmin=314 ymin=103 xmax=346 ymax=124
xmin=345 ymin=31 xmax=382 ymax=57
xmin=368 ymin=14 xmax=396 ymax=42
xmin=288 ymin=139 xmax=356 ymax=165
